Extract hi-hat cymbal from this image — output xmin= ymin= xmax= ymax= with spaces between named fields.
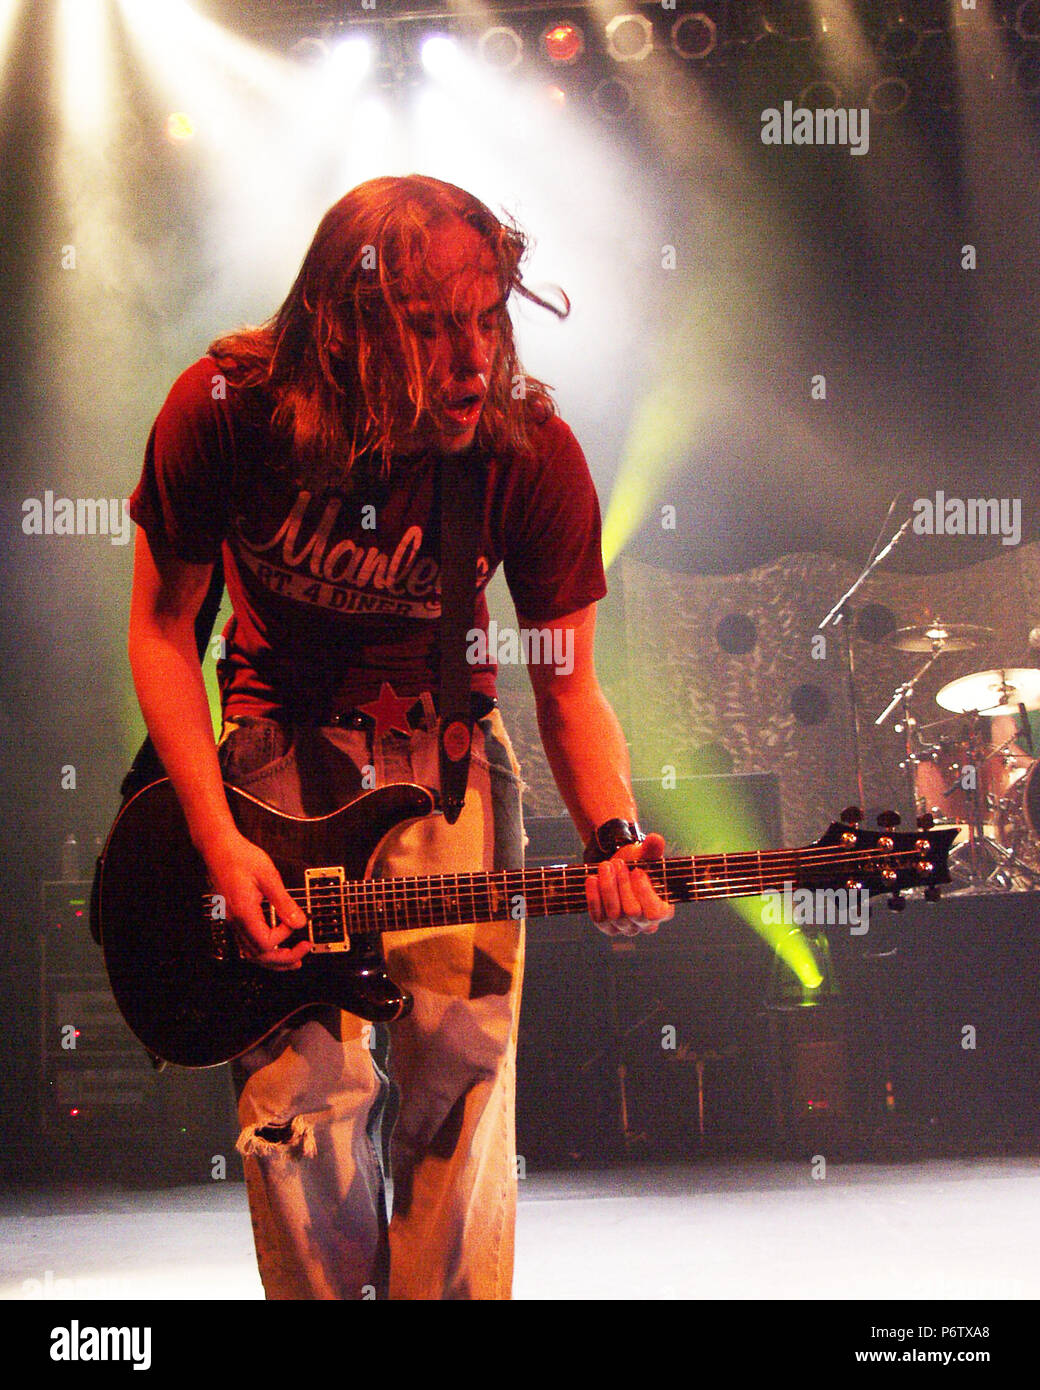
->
xmin=887 ymin=622 xmax=993 ymax=653
xmin=936 ymin=668 xmax=1040 ymax=716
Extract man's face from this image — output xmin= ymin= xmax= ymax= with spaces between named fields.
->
xmin=397 ymin=219 xmax=504 ymax=455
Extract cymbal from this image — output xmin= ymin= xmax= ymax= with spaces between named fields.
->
xmin=887 ymin=622 xmax=993 ymax=653
xmin=936 ymin=668 xmax=1040 ymax=716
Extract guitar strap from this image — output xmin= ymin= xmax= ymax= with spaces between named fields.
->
xmin=437 ymin=447 xmax=487 ymax=825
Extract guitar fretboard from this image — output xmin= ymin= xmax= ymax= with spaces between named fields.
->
xmin=306 ymin=844 xmax=895 ymax=939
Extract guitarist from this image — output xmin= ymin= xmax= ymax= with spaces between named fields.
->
xmin=126 ymin=176 xmax=672 ymax=1300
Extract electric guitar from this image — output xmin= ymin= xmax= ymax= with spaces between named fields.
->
xmin=94 ymin=778 xmax=955 ymax=1068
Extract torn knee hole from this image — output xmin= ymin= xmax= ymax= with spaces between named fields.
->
xmin=237 ymin=1114 xmax=318 ymax=1159
xmin=256 ymin=1121 xmax=294 ymax=1144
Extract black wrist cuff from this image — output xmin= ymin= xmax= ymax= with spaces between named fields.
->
xmin=583 ymin=818 xmax=645 ymax=864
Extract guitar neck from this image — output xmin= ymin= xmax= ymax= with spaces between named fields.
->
xmin=326 ymin=845 xmax=860 ymax=939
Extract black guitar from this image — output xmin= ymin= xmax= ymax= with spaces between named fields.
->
xmin=94 ymin=778 xmax=955 ymax=1067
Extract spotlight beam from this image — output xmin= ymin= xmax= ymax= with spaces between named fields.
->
xmin=0 ymin=0 xmax=21 ymax=75
xmin=56 ymin=0 xmax=111 ymax=140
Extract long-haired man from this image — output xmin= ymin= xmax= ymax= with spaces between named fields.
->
xmin=128 ymin=175 xmax=671 ymax=1299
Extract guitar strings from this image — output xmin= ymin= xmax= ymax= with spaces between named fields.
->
xmin=197 ymin=845 xmax=939 ymax=932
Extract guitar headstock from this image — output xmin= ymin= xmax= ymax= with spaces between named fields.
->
xmin=811 ymin=808 xmax=957 ymax=908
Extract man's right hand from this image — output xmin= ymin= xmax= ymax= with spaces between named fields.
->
xmin=202 ymin=830 xmax=311 ymax=971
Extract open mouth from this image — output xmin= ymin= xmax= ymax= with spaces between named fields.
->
xmin=442 ymin=392 xmax=484 ymax=427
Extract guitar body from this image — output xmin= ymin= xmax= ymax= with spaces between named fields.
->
xmin=97 ymin=779 xmax=436 ymax=1067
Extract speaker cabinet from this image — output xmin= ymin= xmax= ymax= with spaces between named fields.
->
xmin=36 ymin=880 xmax=237 ymax=1181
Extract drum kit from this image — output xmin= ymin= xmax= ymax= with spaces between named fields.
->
xmin=876 ymin=622 xmax=1040 ymax=892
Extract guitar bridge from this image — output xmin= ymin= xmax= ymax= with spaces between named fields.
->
xmin=304 ymin=866 xmax=351 ymax=953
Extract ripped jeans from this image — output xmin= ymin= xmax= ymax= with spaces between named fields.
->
xmin=216 ymin=698 xmax=526 ymax=1300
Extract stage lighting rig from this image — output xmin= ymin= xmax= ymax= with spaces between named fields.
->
xmin=592 ymin=75 xmax=634 ymax=119
xmin=759 ymin=0 xmax=814 ymax=44
xmin=478 ymin=24 xmax=524 ymax=71
xmin=604 ymin=13 xmax=653 ymax=64
xmin=330 ymin=33 xmax=372 ymax=79
xmin=420 ymin=31 xmax=461 ymax=76
xmin=879 ymin=3 xmax=924 ymax=61
xmin=867 ymin=73 xmax=909 ymax=115
xmin=670 ymin=11 xmax=718 ymax=62
xmin=541 ymin=19 xmax=585 ymax=66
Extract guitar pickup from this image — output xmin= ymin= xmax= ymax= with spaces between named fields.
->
xmin=304 ymin=867 xmax=351 ymax=953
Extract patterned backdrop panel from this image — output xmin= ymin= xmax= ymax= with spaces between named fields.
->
xmin=619 ymin=545 xmax=1040 ymax=850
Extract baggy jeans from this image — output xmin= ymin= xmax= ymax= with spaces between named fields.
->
xmin=216 ymin=698 xmax=526 ymax=1300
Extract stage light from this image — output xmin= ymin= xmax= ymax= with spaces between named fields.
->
xmin=868 ymin=74 xmax=910 ymax=114
xmin=760 ymin=0 xmax=814 ymax=42
xmin=605 ymin=13 xmax=653 ymax=63
xmin=880 ymin=5 xmax=922 ymax=61
xmin=165 ymin=111 xmax=195 ymax=143
xmin=812 ymin=6 xmax=863 ymax=67
xmin=1016 ymin=1 xmax=1040 ymax=40
xmin=671 ymin=13 xmax=717 ymax=61
xmin=331 ymin=35 xmax=372 ymax=81
xmin=478 ymin=24 xmax=523 ymax=71
xmin=289 ymin=37 xmax=330 ymax=65
xmin=0 ymin=0 xmax=20 ymax=72
xmin=57 ymin=0 xmax=111 ymax=138
xmin=593 ymin=76 xmax=634 ymax=119
xmin=421 ymin=33 xmax=461 ymax=76
xmin=798 ymin=79 xmax=844 ymax=109
xmin=542 ymin=21 xmax=584 ymax=66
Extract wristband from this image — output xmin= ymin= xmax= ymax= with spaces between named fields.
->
xmin=583 ymin=818 xmax=645 ymax=864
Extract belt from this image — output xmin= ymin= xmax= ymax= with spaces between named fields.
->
xmin=325 ymin=691 xmax=497 ymax=731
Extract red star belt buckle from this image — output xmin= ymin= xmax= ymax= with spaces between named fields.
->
xmin=357 ymin=682 xmax=416 ymax=739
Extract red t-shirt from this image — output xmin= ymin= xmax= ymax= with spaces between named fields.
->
xmin=129 ymin=356 xmax=607 ymax=718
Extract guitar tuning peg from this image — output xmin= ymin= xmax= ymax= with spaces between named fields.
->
xmin=888 ymin=892 xmax=906 ymax=911
xmin=840 ymin=805 xmax=862 ymax=826
xmin=917 ymin=812 xmax=935 ymax=831
xmin=877 ymin=811 xmax=901 ymax=829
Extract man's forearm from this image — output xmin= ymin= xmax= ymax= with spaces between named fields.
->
xmin=534 ymin=681 xmax=640 ymax=847
xmin=128 ymin=627 xmax=238 ymax=853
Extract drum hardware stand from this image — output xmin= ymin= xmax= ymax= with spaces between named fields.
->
xmin=875 ymin=650 xmax=944 ymax=829
xmin=951 ymin=714 xmax=1001 ymax=890
xmin=819 ymin=506 xmax=915 ymax=815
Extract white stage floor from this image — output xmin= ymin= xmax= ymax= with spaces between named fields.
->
xmin=1 ymin=1156 xmax=1038 ymax=1301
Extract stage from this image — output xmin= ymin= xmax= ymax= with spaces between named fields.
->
xmin=2 ymin=1154 xmax=1038 ymax=1301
